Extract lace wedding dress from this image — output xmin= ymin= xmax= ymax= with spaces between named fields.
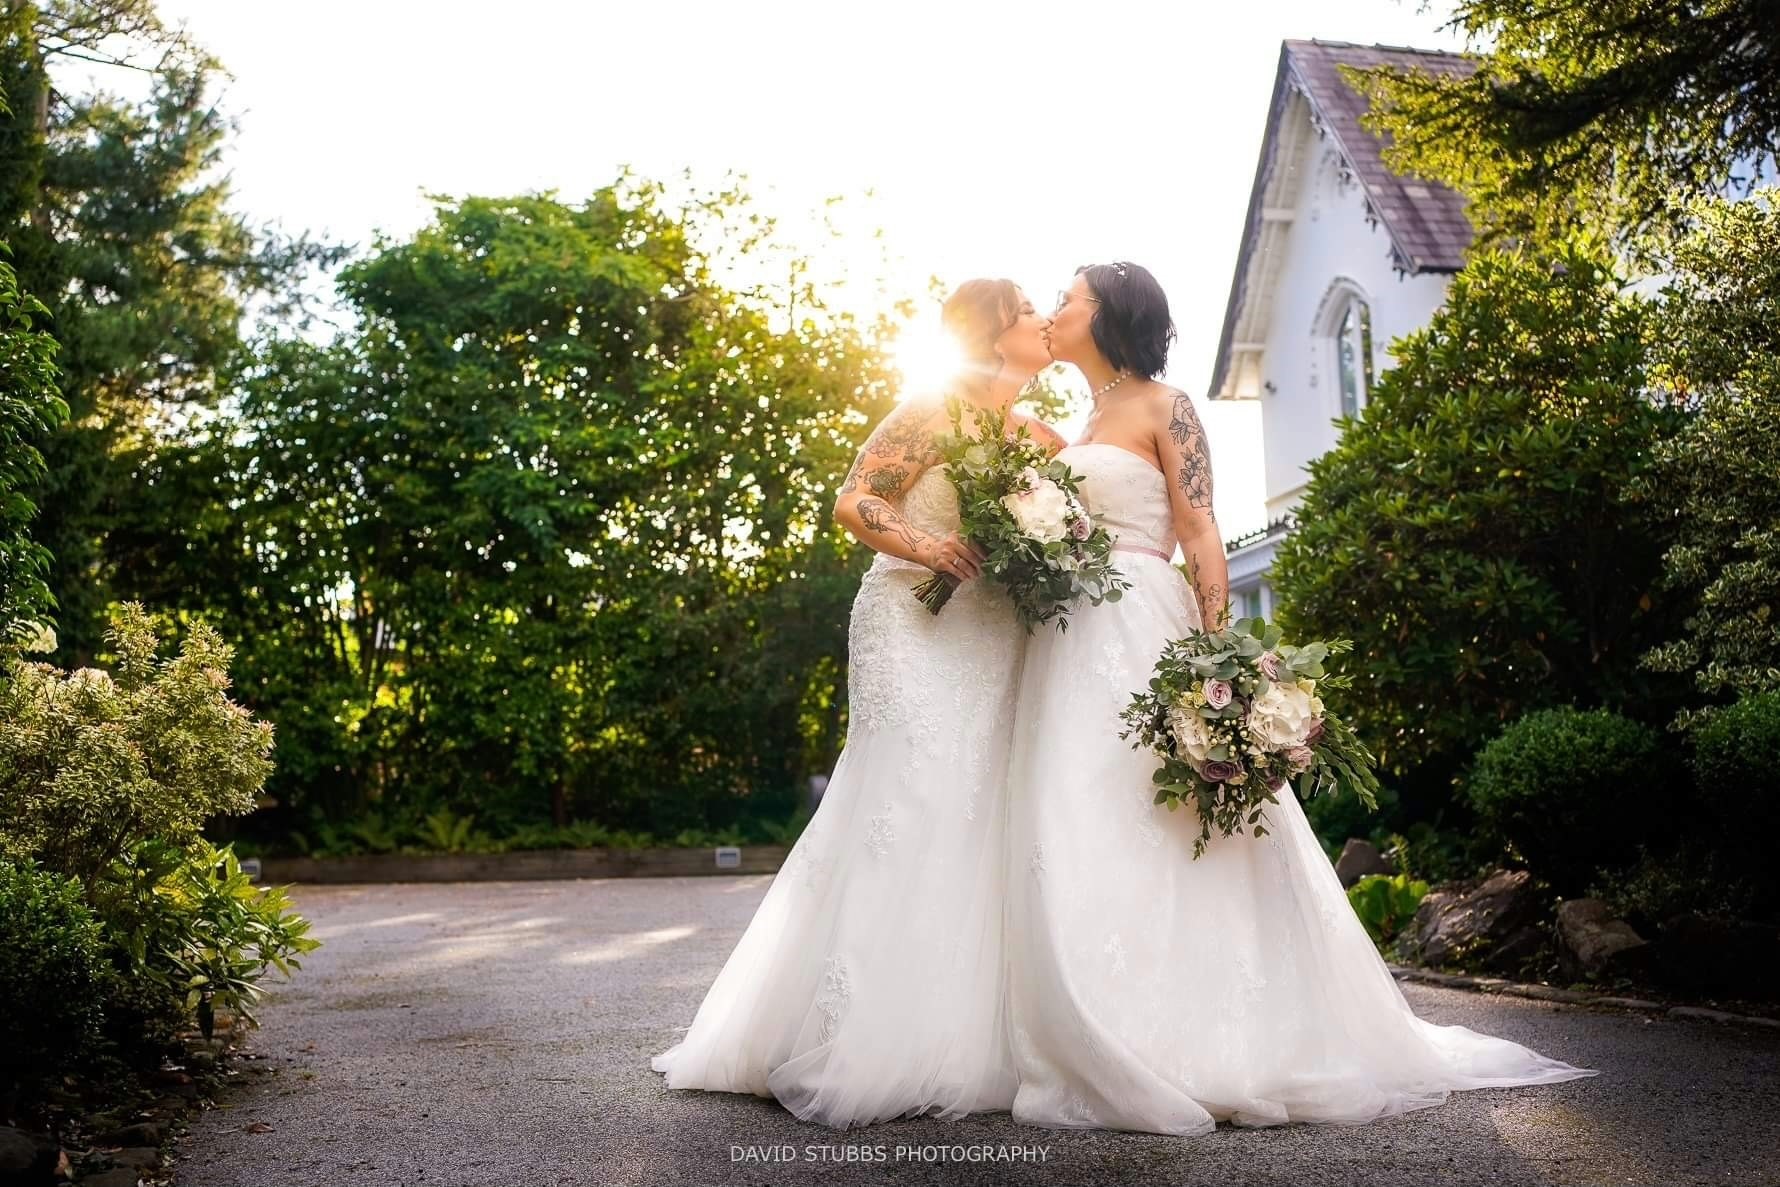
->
xmin=651 ymin=466 xmax=1023 ymax=1128
xmin=1003 ymin=442 xmax=1599 ymax=1136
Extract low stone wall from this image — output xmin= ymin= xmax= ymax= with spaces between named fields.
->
xmin=256 ymin=845 xmax=790 ymax=884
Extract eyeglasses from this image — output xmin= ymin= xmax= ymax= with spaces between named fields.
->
xmin=1055 ymin=290 xmax=1101 ymax=314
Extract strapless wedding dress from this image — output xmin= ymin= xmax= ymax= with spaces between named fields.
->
xmin=651 ymin=466 xmax=1024 ymax=1128
xmin=1003 ymin=442 xmax=1598 ymax=1136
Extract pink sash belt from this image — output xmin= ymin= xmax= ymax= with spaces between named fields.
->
xmin=1111 ymin=541 xmax=1171 ymax=560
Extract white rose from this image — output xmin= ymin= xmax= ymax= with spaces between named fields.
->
xmin=1002 ymin=477 xmax=1072 ymax=542
xmin=1246 ymin=680 xmax=1316 ymax=749
xmin=1167 ymin=700 xmax=1213 ymax=763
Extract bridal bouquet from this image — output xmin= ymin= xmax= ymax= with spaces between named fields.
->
xmin=1119 ymin=616 xmax=1381 ymax=858
xmin=912 ymin=401 xmax=1128 ymax=632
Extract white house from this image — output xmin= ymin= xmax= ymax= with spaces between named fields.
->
xmin=1210 ymin=40 xmax=1477 ymax=621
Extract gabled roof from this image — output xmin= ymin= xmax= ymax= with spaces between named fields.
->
xmin=1208 ymin=40 xmax=1477 ymax=400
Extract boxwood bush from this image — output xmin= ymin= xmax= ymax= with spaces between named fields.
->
xmin=1466 ymin=706 xmax=1675 ymax=894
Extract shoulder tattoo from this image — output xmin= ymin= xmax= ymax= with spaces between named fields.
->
xmin=1168 ymin=390 xmax=1213 ymax=510
xmin=864 ymin=401 xmax=940 ymax=466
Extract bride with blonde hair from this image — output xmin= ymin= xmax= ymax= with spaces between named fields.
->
xmin=650 ymin=278 xmax=1063 ymax=1128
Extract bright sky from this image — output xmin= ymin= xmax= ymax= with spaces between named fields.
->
xmin=131 ymin=0 xmax=1464 ymax=540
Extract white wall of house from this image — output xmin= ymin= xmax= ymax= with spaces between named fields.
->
xmin=1254 ymin=106 xmax=1453 ymax=522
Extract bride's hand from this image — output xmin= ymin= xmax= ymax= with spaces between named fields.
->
xmin=920 ymin=533 xmax=984 ymax=581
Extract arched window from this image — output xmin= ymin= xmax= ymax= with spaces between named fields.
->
xmin=1332 ymin=295 xmax=1374 ymax=419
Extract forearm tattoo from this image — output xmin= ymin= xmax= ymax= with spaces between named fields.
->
xmin=1169 ymin=391 xmax=1213 ymax=510
xmin=856 ymin=495 xmax=926 ymax=552
xmin=1189 ymin=555 xmax=1230 ymax=628
xmin=1206 ymin=582 xmax=1229 ymax=626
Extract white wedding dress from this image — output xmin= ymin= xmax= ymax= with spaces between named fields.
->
xmin=651 ymin=466 xmax=1022 ymax=1128
xmin=1003 ymin=442 xmax=1599 ymax=1136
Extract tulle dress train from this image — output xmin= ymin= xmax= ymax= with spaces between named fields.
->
xmin=651 ymin=467 xmax=1024 ymax=1128
xmin=1003 ymin=443 xmax=1600 ymax=1136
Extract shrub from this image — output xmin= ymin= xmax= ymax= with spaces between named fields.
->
xmin=1348 ymin=872 xmax=1431 ymax=947
xmin=1590 ymin=844 xmax=1767 ymax=934
xmin=0 ymin=603 xmax=274 ymax=888
xmin=0 ymin=860 xmax=110 ymax=1093
xmin=1688 ymin=689 xmax=1780 ymax=912
xmin=1467 ymin=706 xmax=1674 ymax=894
xmin=92 ymin=837 xmax=319 ymax=1036
xmin=111 ymin=837 xmax=316 ymax=1030
xmin=1270 ymin=241 xmax=1686 ymax=812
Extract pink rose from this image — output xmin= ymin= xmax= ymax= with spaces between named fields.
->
xmin=1285 ymin=745 xmax=1316 ymax=772
xmin=1303 ymin=718 xmax=1326 ymax=745
xmin=1259 ymin=651 xmax=1283 ymax=681
xmin=1201 ymin=759 xmax=1243 ymax=782
xmin=1070 ymin=515 xmax=1091 ymax=540
xmin=1203 ymin=679 xmax=1233 ymax=709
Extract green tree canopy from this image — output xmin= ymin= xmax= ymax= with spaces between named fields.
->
xmin=0 ymin=0 xmax=341 ymax=663
xmin=116 ymin=182 xmax=900 ymax=838
xmin=0 ymin=248 xmax=63 ymax=634
xmin=1632 ymin=191 xmax=1780 ymax=721
xmin=1269 ymin=240 xmax=1688 ymax=812
xmin=1357 ymin=0 xmax=1779 ymax=253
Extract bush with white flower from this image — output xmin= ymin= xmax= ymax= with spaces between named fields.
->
xmin=913 ymin=401 xmax=1128 ymax=631
xmin=1120 ymin=617 xmax=1380 ymax=858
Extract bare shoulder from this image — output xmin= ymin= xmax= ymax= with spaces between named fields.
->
xmin=1148 ymin=383 xmax=1204 ymax=445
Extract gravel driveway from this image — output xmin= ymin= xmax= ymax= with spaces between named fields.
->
xmin=170 ymin=877 xmax=1780 ymax=1187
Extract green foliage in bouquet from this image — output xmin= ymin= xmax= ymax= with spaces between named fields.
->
xmin=1121 ymin=617 xmax=1381 ymax=858
xmin=913 ymin=400 xmax=1127 ymax=631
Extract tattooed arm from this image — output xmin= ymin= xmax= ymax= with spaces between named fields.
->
xmin=1155 ymin=388 xmax=1230 ymax=631
xmin=834 ymin=398 xmax=983 ymax=576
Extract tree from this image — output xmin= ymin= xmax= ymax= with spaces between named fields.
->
xmin=0 ymin=246 xmax=62 ymax=634
xmin=0 ymin=60 xmax=62 ymax=635
xmin=1269 ymin=240 xmax=1689 ymax=813
xmin=118 ymin=181 xmax=901 ymax=838
xmin=1356 ymin=0 xmax=1780 ymax=253
xmin=0 ymin=1 xmax=340 ymax=663
xmin=1632 ymin=191 xmax=1780 ymax=722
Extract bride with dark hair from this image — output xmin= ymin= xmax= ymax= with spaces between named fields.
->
xmin=650 ymin=279 xmax=1064 ymax=1129
xmin=1001 ymin=260 xmax=1597 ymax=1135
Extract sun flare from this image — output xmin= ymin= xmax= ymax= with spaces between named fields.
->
xmin=888 ymin=319 xmax=966 ymax=400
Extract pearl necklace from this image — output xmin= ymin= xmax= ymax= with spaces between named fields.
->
xmin=1092 ymin=371 xmax=1131 ymax=401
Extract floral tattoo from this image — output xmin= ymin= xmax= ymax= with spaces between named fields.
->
xmin=1168 ymin=390 xmax=1213 ymax=510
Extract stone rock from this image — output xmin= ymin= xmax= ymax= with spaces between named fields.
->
xmin=1397 ymin=869 xmax=1542 ymax=968
xmin=1652 ymin=913 xmax=1780 ymax=997
xmin=90 ymin=1123 xmax=162 ymax=1148
xmin=1334 ymin=838 xmax=1397 ymax=888
xmin=81 ymin=1169 xmax=142 ymax=1187
xmin=0 ymin=1126 xmax=59 ymax=1186
xmin=106 ymin=1146 xmax=161 ymax=1170
xmin=1556 ymin=898 xmax=1652 ymax=980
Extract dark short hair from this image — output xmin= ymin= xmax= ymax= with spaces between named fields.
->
xmin=1076 ymin=262 xmax=1175 ymax=378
